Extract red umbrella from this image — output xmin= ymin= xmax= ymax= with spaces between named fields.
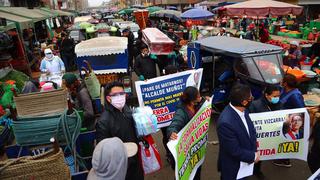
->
xmin=225 ymin=0 xmax=303 ymax=16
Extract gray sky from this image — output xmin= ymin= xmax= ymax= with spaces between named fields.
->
xmin=88 ymin=0 xmax=107 ymax=7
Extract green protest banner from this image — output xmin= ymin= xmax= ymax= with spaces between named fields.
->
xmin=167 ymin=100 xmax=211 ymax=180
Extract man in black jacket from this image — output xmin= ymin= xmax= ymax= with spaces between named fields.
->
xmin=96 ymin=81 xmax=144 ymax=180
xmin=134 ymin=44 xmax=157 ymax=80
xmin=123 ymin=28 xmax=135 ymax=70
xmin=60 ymin=33 xmax=76 ymax=71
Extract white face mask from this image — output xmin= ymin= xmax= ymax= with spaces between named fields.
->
xmin=110 ymin=94 xmax=126 ymax=110
xmin=45 ymin=53 xmax=54 ymax=60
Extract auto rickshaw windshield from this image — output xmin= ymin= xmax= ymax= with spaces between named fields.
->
xmin=235 ymin=54 xmax=283 ymax=84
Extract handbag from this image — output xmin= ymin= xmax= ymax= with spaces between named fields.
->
xmin=139 ymin=135 xmax=162 ymax=175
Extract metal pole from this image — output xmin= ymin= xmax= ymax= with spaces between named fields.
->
xmin=212 ymin=53 xmax=215 ymax=90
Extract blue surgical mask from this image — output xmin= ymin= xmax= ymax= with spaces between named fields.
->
xmin=270 ymin=97 xmax=280 ymax=104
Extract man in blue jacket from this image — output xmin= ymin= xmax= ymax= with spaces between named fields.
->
xmin=217 ymin=83 xmax=260 ymax=180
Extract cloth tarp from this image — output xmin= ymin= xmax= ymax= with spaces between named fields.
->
xmin=225 ymin=0 xmax=303 ymax=16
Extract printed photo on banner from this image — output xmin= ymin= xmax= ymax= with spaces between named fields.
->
xmin=135 ymin=69 xmax=203 ymax=128
xmin=282 ymin=113 xmax=304 ymax=140
xmin=167 ymin=100 xmax=211 ymax=180
xmin=249 ymin=108 xmax=309 ymax=161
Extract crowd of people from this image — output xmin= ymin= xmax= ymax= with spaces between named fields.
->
xmin=4 ymin=9 xmax=320 ymax=180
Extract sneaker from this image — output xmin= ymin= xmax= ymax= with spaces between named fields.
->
xmin=272 ymin=160 xmax=292 ymax=168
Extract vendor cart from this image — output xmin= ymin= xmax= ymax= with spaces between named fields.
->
xmin=188 ymin=36 xmax=284 ymax=108
xmin=75 ymin=36 xmax=132 ymax=94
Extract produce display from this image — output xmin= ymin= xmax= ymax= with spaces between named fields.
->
xmin=266 ymin=39 xmax=313 ymax=50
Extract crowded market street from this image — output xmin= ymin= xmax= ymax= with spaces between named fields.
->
xmin=0 ymin=0 xmax=320 ymax=179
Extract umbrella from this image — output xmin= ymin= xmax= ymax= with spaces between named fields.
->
xmin=96 ymin=23 xmax=110 ymax=30
xmin=167 ymin=6 xmax=178 ymax=10
xmin=181 ymin=8 xmax=214 ymax=20
xmin=146 ymin=6 xmax=164 ymax=13
xmin=150 ymin=9 xmax=181 ymax=21
xmin=79 ymin=22 xmax=93 ymax=29
xmin=118 ymin=8 xmax=138 ymax=15
xmin=224 ymin=0 xmax=303 ymax=16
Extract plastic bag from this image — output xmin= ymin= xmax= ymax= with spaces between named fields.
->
xmin=133 ymin=106 xmax=158 ymax=137
xmin=139 ymin=135 xmax=162 ymax=175
xmin=84 ymin=72 xmax=101 ymax=99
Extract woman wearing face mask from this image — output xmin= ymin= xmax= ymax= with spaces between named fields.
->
xmin=248 ymin=85 xmax=282 ymax=179
xmin=167 ymin=86 xmax=206 ymax=180
xmin=40 ymin=48 xmax=65 ymax=75
xmin=96 ymin=81 xmax=144 ymax=180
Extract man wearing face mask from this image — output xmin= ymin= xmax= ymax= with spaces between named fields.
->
xmin=248 ymin=85 xmax=282 ymax=179
xmin=40 ymin=48 xmax=65 ymax=75
xmin=217 ymin=83 xmax=259 ymax=180
xmin=96 ymin=81 xmax=144 ymax=180
xmin=134 ymin=44 xmax=157 ymax=81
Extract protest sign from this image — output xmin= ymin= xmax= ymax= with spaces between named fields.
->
xmin=167 ymin=100 xmax=211 ymax=180
xmin=249 ymin=108 xmax=310 ymax=161
xmin=135 ymin=69 xmax=203 ymax=128
xmin=308 ymin=168 xmax=320 ymax=180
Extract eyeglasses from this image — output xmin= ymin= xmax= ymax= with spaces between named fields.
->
xmin=108 ymin=92 xmax=126 ymax=97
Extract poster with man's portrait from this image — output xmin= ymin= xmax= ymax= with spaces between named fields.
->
xmin=249 ymin=108 xmax=309 ymax=161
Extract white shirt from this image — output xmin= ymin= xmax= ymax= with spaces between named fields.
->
xmin=229 ymin=103 xmax=250 ymax=137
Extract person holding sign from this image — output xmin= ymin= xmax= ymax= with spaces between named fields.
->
xmin=217 ymin=83 xmax=259 ymax=180
xmin=167 ymin=86 xmax=206 ymax=180
xmin=249 ymin=85 xmax=282 ymax=179
xmin=274 ymin=74 xmax=305 ymax=167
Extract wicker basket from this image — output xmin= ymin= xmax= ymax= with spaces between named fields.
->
xmin=0 ymin=148 xmax=70 ymax=180
xmin=14 ymin=89 xmax=67 ymax=117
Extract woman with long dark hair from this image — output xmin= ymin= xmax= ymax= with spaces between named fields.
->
xmin=167 ymin=86 xmax=205 ymax=180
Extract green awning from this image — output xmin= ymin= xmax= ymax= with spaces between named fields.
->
xmin=0 ymin=21 xmax=16 ymax=32
xmin=33 ymin=8 xmax=57 ymax=18
xmin=40 ymin=8 xmax=74 ymax=17
xmin=0 ymin=7 xmax=48 ymax=22
xmin=0 ymin=11 xmax=33 ymax=30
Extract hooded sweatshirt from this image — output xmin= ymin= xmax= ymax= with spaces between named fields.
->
xmin=87 ymin=137 xmax=128 ymax=180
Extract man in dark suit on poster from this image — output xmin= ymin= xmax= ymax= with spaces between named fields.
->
xmin=217 ymin=83 xmax=260 ymax=180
